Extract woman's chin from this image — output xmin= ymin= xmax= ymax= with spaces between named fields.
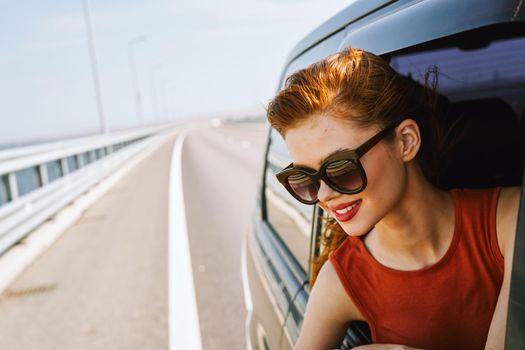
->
xmin=338 ymin=221 xmax=372 ymax=237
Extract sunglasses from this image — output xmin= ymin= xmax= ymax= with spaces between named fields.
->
xmin=275 ymin=122 xmax=399 ymax=205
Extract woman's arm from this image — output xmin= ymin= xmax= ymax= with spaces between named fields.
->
xmin=297 ymin=261 xmax=428 ymax=350
xmin=293 ymin=261 xmax=362 ymax=350
xmin=484 ymin=186 xmax=520 ymax=350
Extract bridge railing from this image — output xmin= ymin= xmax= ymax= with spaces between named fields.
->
xmin=0 ymin=125 xmax=176 ymax=255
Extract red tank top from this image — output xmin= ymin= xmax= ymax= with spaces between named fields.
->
xmin=328 ymin=187 xmax=505 ymax=350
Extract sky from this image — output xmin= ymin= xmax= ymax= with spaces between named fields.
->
xmin=0 ymin=0 xmax=351 ymax=145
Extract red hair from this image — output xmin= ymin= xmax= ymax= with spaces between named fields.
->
xmin=266 ymin=47 xmax=448 ymax=286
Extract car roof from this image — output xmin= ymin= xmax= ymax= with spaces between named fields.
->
xmin=286 ymin=0 xmax=525 ymax=65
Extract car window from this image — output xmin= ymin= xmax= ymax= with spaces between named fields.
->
xmin=386 ymin=29 xmax=525 ymax=193
xmin=389 ymin=34 xmax=525 ymax=111
xmin=265 ymin=128 xmax=313 ymax=272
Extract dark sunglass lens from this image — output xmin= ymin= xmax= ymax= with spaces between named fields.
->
xmin=286 ymin=172 xmax=318 ymax=202
xmin=325 ymin=159 xmax=363 ymax=191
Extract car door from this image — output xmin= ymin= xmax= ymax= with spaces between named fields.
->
xmin=506 ymin=182 xmax=525 ymax=348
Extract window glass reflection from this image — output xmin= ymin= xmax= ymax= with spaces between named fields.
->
xmin=265 ymin=128 xmax=313 ymax=272
xmin=390 ymin=35 xmax=525 ymax=111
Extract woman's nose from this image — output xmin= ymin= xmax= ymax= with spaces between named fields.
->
xmin=317 ymin=179 xmax=339 ymax=203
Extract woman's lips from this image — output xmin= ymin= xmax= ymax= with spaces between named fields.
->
xmin=332 ymin=199 xmax=362 ymax=222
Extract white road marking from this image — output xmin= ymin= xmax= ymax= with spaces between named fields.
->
xmin=241 ymin=229 xmax=254 ymax=350
xmin=169 ymin=130 xmax=203 ymax=350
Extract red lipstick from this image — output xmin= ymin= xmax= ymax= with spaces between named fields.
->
xmin=331 ymin=199 xmax=362 ymax=222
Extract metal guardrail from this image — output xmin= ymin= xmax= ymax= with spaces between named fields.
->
xmin=0 ymin=125 xmax=176 ymax=256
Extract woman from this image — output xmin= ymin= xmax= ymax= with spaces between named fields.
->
xmin=266 ymin=47 xmax=518 ymax=349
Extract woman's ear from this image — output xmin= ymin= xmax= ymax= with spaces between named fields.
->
xmin=396 ymin=119 xmax=421 ymax=162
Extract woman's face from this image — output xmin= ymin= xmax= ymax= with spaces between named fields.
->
xmin=284 ymin=114 xmax=408 ymax=237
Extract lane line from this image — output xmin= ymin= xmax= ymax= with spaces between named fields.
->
xmin=241 ymin=229 xmax=254 ymax=350
xmin=169 ymin=130 xmax=203 ymax=350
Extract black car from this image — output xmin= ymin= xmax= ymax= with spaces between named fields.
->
xmin=242 ymin=1 xmax=525 ymax=348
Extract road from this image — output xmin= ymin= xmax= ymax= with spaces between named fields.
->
xmin=0 ymin=120 xmax=268 ymax=349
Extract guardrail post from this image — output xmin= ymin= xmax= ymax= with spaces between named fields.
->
xmin=7 ymin=172 xmax=18 ymax=201
xmin=60 ymin=158 xmax=69 ymax=175
xmin=39 ymin=164 xmax=49 ymax=186
xmin=77 ymin=154 xmax=84 ymax=168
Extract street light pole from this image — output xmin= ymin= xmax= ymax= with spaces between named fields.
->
xmin=82 ymin=0 xmax=107 ymax=134
xmin=128 ymin=36 xmax=146 ymax=126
